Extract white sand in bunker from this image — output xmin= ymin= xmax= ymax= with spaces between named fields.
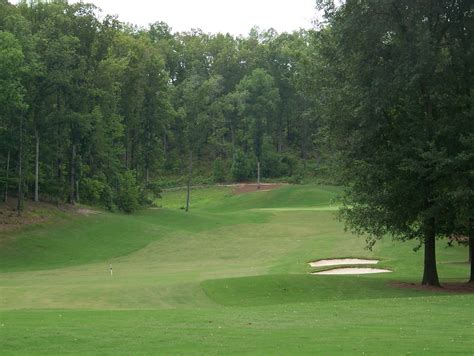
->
xmin=309 ymin=258 xmax=379 ymax=267
xmin=312 ymin=267 xmax=392 ymax=275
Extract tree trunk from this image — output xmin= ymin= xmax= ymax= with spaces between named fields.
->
xmin=17 ymin=116 xmax=23 ymax=217
xmin=185 ymin=150 xmax=193 ymax=212
xmin=230 ymin=124 xmax=235 ymax=159
xmin=76 ymin=179 xmax=80 ymax=203
xmin=257 ymin=160 xmax=261 ymax=189
xmin=145 ymin=130 xmax=151 ymax=182
xmin=287 ymin=114 xmax=291 ymax=143
xmin=163 ymin=132 xmax=167 ymax=158
xmin=277 ymin=116 xmax=284 ymax=153
xmin=125 ymin=133 xmax=131 ymax=170
xmin=57 ymin=158 xmax=61 ymax=178
xmin=421 ymin=216 xmax=440 ymax=286
xmin=34 ymin=129 xmax=39 ymax=202
xmin=69 ymin=144 xmax=76 ymax=205
xmin=4 ymin=149 xmax=10 ymax=202
xmin=469 ymin=215 xmax=473 ymax=283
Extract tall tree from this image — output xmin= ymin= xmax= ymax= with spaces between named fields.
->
xmin=0 ymin=30 xmax=28 ymax=212
xmin=317 ymin=0 xmax=474 ymax=286
xmin=235 ymin=68 xmax=280 ymax=187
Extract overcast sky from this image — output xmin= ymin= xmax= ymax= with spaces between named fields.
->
xmin=60 ymin=0 xmax=316 ymax=36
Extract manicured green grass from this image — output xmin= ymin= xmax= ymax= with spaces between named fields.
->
xmin=0 ymin=185 xmax=472 ymax=354
xmin=159 ymin=186 xmax=233 ymax=209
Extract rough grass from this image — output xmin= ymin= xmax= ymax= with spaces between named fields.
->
xmin=0 ymin=185 xmax=472 ymax=354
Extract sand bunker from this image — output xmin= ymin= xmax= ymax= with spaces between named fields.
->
xmin=309 ymin=258 xmax=379 ymax=268
xmin=312 ymin=267 xmax=392 ymax=275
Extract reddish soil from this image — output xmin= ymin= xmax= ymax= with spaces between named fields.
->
xmin=391 ymin=281 xmax=474 ymax=294
xmin=233 ymin=183 xmax=283 ymax=195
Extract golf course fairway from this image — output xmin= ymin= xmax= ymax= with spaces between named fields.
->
xmin=0 ymin=185 xmax=472 ymax=354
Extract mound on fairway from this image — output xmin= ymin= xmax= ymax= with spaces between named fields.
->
xmin=312 ymin=267 xmax=392 ymax=275
xmin=309 ymin=258 xmax=380 ymax=267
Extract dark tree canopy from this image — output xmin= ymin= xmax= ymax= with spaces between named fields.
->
xmin=317 ymin=0 xmax=474 ymax=285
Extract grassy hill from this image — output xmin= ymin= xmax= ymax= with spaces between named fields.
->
xmin=0 ymin=185 xmax=472 ymax=354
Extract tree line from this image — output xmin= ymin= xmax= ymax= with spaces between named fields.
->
xmin=0 ymin=0 xmax=323 ymax=214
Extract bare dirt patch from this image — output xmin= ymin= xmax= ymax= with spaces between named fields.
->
xmin=76 ymin=208 xmax=100 ymax=216
xmin=0 ymin=201 xmax=46 ymax=233
xmin=0 ymin=199 xmax=99 ymax=233
xmin=309 ymin=258 xmax=379 ymax=268
xmin=312 ymin=267 xmax=392 ymax=275
xmin=391 ymin=281 xmax=474 ymax=294
xmin=233 ymin=183 xmax=283 ymax=195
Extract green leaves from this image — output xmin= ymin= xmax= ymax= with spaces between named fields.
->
xmin=0 ymin=31 xmax=27 ymax=112
xmin=318 ymin=0 xmax=474 ymax=284
xmin=0 ymin=0 xmax=332 ymax=211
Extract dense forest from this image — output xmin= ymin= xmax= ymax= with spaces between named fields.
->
xmin=0 ymin=0 xmax=325 ymax=213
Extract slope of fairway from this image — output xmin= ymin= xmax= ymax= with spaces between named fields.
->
xmin=0 ymin=185 xmax=472 ymax=354
xmin=208 ymin=185 xmax=342 ymax=212
xmin=160 ymin=184 xmax=342 ymax=212
xmin=0 ymin=207 xmax=267 ymax=273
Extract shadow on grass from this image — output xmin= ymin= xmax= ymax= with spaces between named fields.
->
xmin=201 ymin=274 xmax=465 ymax=306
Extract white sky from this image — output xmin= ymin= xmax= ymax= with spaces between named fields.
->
xmin=65 ymin=0 xmax=316 ymax=36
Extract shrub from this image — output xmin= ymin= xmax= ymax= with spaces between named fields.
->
xmin=261 ymin=149 xmax=283 ymax=177
xmin=231 ymin=149 xmax=253 ymax=181
xmin=115 ymin=171 xmax=140 ymax=213
xmin=212 ymin=158 xmax=227 ymax=183
xmin=140 ymin=181 xmax=163 ymax=206
xmin=101 ymin=184 xmax=115 ymax=211
xmin=145 ymin=181 xmax=162 ymax=197
xmin=80 ymin=178 xmax=106 ymax=205
xmin=280 ymin=153 xmax=299 ymax=176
